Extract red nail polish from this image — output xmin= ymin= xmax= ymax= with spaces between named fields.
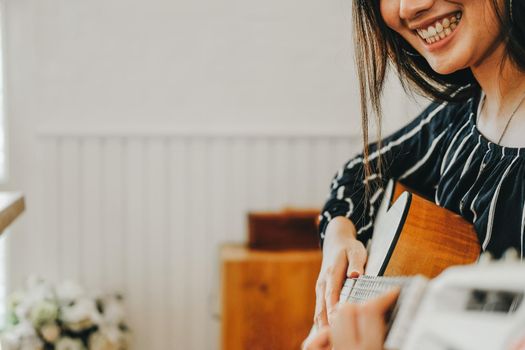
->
xmin=349 ymin=271 xmax=360 ymax=278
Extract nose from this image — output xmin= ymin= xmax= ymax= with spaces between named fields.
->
xmin=399 ymin=0 xmax=434 ymax=20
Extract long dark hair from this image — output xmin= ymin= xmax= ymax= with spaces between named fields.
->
xmin=353 ymin=0 xmax=525 ymax=185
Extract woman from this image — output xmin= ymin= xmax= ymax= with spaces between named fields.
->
xmin=305 ymin=0 xmax=525 ymax=348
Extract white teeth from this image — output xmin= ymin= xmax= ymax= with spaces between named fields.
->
xmin=416 ymin=12 xmax=461 ymax=44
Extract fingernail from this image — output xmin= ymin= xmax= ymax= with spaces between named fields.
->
xmin=349 ymin=271 xmax=360 ymax=278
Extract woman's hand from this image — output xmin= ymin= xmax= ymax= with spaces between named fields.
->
xmin=314 ymin=217 xmax=368 ymax=328
xmin=302 ymin=326 xmax=332 ymax=350
xmin=331 ymin=288 xmax=399 ymax=350
xmin=304 ymin=289 xmax=399 ymax=350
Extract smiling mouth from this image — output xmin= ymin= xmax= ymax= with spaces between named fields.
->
xmin=415 ymin=12 xmax=462 ymax=45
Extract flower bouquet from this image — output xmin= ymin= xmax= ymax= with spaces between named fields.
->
xmin=1 ymin=277 xmax=129 ymax=350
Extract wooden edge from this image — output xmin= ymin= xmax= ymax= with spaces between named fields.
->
xmin=247 ymin=211 xmax=321 ymax=220
xmin=378 ymin=192 xmax=412 ymax=276
xmin=0 ymin=194 xmax=25 ymax=234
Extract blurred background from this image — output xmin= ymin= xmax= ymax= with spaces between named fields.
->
xmin=0 ymin=0 xmax=427 ymax=348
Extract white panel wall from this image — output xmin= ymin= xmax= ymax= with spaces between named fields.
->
xmin=33 ymin=131 xmax=360 ymax=349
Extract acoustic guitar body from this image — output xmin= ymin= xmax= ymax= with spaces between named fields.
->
xmin=365 ymin=181 xmax=480 ymax=279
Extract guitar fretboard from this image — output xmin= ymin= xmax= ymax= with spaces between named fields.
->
xmin=339 ymin=275 xmax=411 ymax=305
xmin=338 ymin=275 xmax=430 ymax=350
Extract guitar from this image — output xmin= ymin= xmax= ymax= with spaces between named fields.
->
xmin=340 ymin=258 xmax=525 ymax=350
xmin=364 ymin=180 xmax=480 ymax=278
xmin=336 ymin=181 xmax=525 ymax=349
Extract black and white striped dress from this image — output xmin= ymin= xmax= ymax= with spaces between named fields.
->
xmin=319 ymin=87 xmax=525 ymax=259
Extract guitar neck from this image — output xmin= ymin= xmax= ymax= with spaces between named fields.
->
xmin=339 ymin=275 xmax=430 ymax=350
xmin=339 ymin=275 xmax=412 ymax=305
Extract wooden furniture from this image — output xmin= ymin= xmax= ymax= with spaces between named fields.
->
xmin=220 ymin=244 xmax=321 ymax=350
xmin=248 ymin=209 xmax=320 ymax=250
xmin=0 ymin=192 xmax=25 ymax=234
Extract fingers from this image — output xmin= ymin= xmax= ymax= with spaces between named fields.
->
xmin=346 ymin=241 xmax=367 ymax=278
xmin=314 ymin=279 xmax=328 ymax=328
xmin=359 ymin=288 xmax=400 ymax=350
xmin=302 ymin=326 xmax=332 ymax=350
xmin=331 ymin=303 xmax=359 ymax=349
xmin=366 ymin=287 xmax=400 ymax=313
xmin=330 ymin=289 xmax=400 ymax=350
xmin=314 ymin=226 xmax=368 ymax=331
xmin=324 ymin=251 xmax=348 ymax=325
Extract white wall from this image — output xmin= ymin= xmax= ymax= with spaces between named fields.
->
xmin=6 ymin=0 xmax=360 ymax=129
xmin=1 ymin=0 xmax=425 ymax=348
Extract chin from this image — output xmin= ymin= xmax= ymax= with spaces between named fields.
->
xmin=427 ymin=58 xmax=464 ymax=75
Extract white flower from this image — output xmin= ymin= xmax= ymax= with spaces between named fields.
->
xmin=88 ymin=331 xmax=122 ymax=350
xmin=5 ymin=278 xmax=129 ymax=350
xmin=1 ymin=336 xmax=20 ymax=350
xmin=55 ymin=337 xmax=86 ymax=350
xmin=60 ymin=298 xmax=100 ymax=332
xmin=13 ymin=277 xmax=55 ymax=324
xmin=7 ymin=290 xmax=25 ymax=313
xmin=40 ymin=322 xmax=61 ymax=343
xmin=30 ymin=300 xmax=58 ymax=327
xmin=99 ymin=295 xmax=126 ymax=326
xmin=56 ymin=281 xmax=85 ymax=305
xmin=14 ymin=301 xmax=31 ymax=323
xmin=25 ymin=276 xmax=54 ymax=302
xmin=1 ymin=321 xmax=44 ymax=350
xmin=19 ymin=336 xmax=45 ymax=350
xmin=100 ymin=325 xmax=127 ymax=346
xmin=8 ymin=320 xmax=37 ymax=337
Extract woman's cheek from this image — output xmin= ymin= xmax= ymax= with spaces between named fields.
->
xmin=379 ymin=1 xmax=401 ymax=30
